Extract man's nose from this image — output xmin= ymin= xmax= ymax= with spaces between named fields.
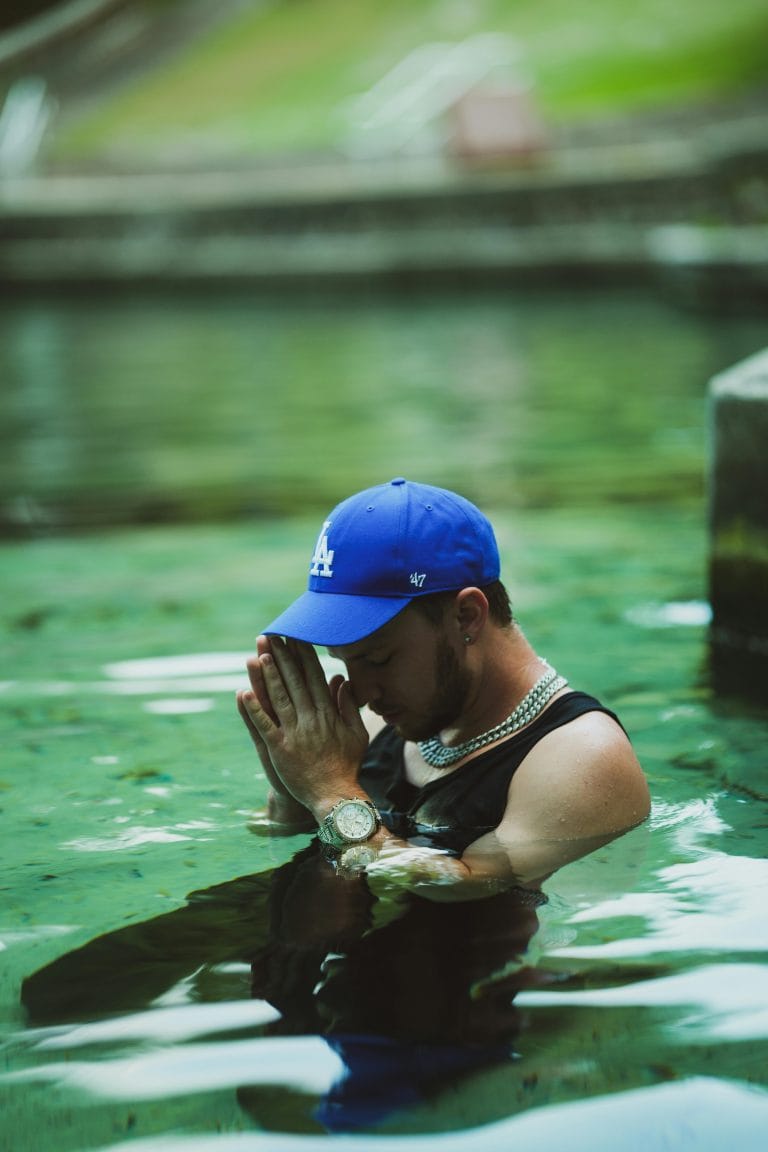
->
xmin=345 ymin=667 xmax=378 ymax=710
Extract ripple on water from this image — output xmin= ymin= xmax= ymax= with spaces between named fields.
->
xmin=4 ymin=1034 xmax=345 ymax=1100
xmin=62 ymin=827 xmax=199 ymax=852
xmin=623 ymin=600 xmax=712 ymax=629
xmin=1 ymin=651 xmax=346 ymax=701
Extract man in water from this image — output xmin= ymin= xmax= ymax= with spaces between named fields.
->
xmin=22 ymin=479 xmax=650 ymax=1130
xmin=237 ymin=477 xmax=650 ymax=898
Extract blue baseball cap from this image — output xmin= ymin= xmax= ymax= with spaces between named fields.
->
xmin=263 ymin=478 xmax=500 ymax=646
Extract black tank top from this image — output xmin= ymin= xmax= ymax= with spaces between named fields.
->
xmin=359 ymin=691 xmax=623 ymax=855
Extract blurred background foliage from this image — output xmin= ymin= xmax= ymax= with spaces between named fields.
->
xmin=4 ymin=0 xmax=767 ymax=166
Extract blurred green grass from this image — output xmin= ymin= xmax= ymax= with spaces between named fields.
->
xmin=55 ymin=0 xmax=768 ymax=161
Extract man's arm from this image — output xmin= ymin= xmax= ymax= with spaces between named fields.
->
xmin=458 ymin=711 xmax=650 ymax=888
xmin=362 ymin=714 xmax=649 ymax=913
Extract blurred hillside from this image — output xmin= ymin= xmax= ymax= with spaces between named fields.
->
xmin=0 ymin=2 xmax=58 ymax=35
xmin=1 ymin=0 xmax=767 ymax=174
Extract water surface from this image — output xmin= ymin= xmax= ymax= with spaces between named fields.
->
xmin=1 ymin=286 xmax=763 ymax=530
xmin=1 ymin=287 xmax=767 ymax=1149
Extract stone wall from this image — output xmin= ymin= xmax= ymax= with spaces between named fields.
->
xmin=1 ymin=132 xmax=767 ymax=291
xmin=708 ymin=349 xmax=768 ymax=699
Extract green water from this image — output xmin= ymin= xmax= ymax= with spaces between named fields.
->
xmin=1 ymin=288 xmax=767 ymax=1150
xmin=2 ymin=287 xmax=759 ymax=532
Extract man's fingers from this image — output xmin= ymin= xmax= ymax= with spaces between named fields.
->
xmin=237 ymin=690 xmax=269 ymax=746
xmin=260 ymin=648 xmax=301 ymax=718
xmin=236 ymin=688 xmax=255 ymax=731
xmin=238 ymin=686 xmax=280 ymax=740
xmin=263 ymin=636 xmax=338 ymax=717
xmin=237 ymin=691 xmax=281 ymax=781
xmin=246 ymin=655 xmax=280 ymax=726
xmin=289 ymin=639 xmax=336 ymax=710
xmin=265 ymin=637 xmax=313 ymax=714
xmin=337 ymin=679 xmax=368 ymax=739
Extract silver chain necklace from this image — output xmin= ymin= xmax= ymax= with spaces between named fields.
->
xmin=417 ymin=664 xmax=568 ymax=768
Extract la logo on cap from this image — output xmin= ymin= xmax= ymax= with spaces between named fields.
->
xmin=310 ymin=520 xmax=334 ymax=578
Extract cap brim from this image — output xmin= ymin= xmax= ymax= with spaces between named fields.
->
xmin=263 ymin=591 xmax=413 ymax=647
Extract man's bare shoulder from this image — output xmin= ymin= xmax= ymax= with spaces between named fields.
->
xmin=505 ymin=706 xmax=651 ymax=841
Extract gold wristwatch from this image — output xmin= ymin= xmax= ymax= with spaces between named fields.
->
xmin=317 ymin=798 xmax=381 ymax=852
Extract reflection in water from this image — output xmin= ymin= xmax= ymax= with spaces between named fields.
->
xmin=8 ymin=798 xmax=768 ymax=1142
xmin=21 ymin=842 xmax=546 ymax=1132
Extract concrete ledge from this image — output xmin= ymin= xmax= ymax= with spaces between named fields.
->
xmin=708 ymin=348 xmax=768 ymax=698
xmin=0 ymin=222 xmax=659 ymax=286
xmin=1 ymin=133 xmax=765 ymax=293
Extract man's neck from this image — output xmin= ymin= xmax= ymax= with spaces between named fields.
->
xmin=435 ymin=627 xmax=547 ymax=750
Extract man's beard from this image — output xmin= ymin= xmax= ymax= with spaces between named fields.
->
xmin=397 ymin=635 xmax=472 ymax=745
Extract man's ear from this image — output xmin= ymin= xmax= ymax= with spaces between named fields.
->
xmin=454 ymin=587 xmax=489 ymax=643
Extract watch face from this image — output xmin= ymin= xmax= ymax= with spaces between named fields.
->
xmin=334 ymin=800 xmax=376 ymax=842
